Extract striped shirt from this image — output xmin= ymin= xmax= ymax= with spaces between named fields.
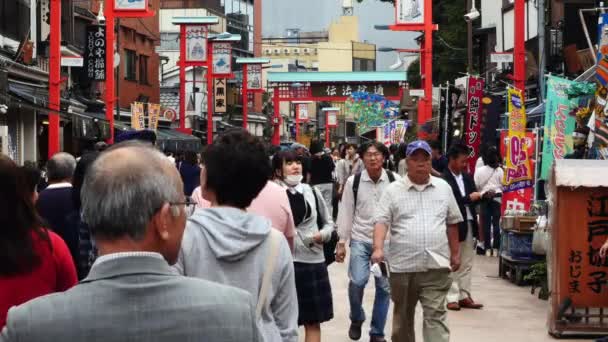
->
xmin=374 ymin=175 xmax=463 ymax=273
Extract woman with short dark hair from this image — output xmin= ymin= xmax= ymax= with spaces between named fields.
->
xmin=174 ymin=130 xmax=298 ymax=342
xmin=272 ymin=150 xmax=334 ymax=342
xmin=0 ymin=155 xmax=77 ymax=328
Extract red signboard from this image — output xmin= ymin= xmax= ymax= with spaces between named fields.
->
xmin=465 ymin=76 xmax=485 ymax=174
xmin=500 ymin=130 xmax=536 ymax=214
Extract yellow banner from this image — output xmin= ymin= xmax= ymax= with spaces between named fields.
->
xmin=503 ymin=88 xmax=533 ymax=192
xmin=131 ymin=102 xmax=145 ymax=131
xmin=148 ymin=103 xmax=160 ymax=131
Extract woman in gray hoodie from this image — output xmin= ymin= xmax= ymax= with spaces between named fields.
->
xmin=173 ymin=130 xmax=298 ymax=342
xmin=272 ymin=150 xmax=335 ymax=342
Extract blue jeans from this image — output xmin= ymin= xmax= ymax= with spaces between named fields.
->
xmin=348 ymin=240 xmax=390 ymax=337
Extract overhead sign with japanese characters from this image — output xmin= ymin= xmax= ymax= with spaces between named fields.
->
xmin=396 ymin=0 xmax=424 ymax=25
xmin=247 ymin=64 xmax=263 ymax=90
xmin=311 ymin=83 xmax=399 ymax=98
xmin=464 ymin=76 xmax=485 ymax=173
xmin=212 ymin=42 xmax=232 ymax=75
xmin=214 ymin=78 xmax=227 ymax=113
xmin=85 ymin=25 xmax=106 ymax=81
xmin=185 ymin=26 xmax=207 ymax=63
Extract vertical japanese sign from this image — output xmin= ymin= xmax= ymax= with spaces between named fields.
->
xmin=299 ymin=104 xmax=309 ymax=121
xmin=148 ymin=103 xmax=160 ymax=131
xmin=327 ymin=111 xmax=338 ymax=127
xmin=247 ymin=64 xmax=262 ymax=90
xmin=85 ymin=25 xmax=106 ymax=81
xmin=500 ymin=130 xmax=536 ymax=214
xmin=212 ymin=42 xmax=232 ymax=75
xmin=503 ymin=88 xmax=533 ymax=192
xmin=214 ymin=78 xmax=227 ymax=113
xmin=185 ymin=26 xmax=207 ymax=63
xmin=464 ymin=76 xmax=485 ymax=173
xmin=131 ymin=102 xmax=145 ymax=130
xmin=541 ymin=76 xmax=577 ymax=180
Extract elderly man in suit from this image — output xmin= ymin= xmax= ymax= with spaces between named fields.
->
xmin=442 ymin=143 xmax=484 ymax=311
xmin=1 ymin=142 xmax=262 ymax=342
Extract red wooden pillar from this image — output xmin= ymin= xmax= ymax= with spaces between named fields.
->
xmin=48 ymin=0 xmax=61 ymax=157
xmin=421 ymin=0 xmax=434 ymax=127
xmin=272 ymin=86 xmax=281 ymax=145
xmin=104 ymin=0 xmax=115 ymax=144
xmin=514 ymin=0 xmax=526 ymax=93
xmin=242 ymin=64 xmax=249 ymax=130
xmin=295 ymin=103 xmax=300 ymax=142
xmin=207 ymin=41 xmax=214 ymax=144
xmin=325 ymin=112 xmax=330 ymax=148
xmin=179 ymin=25 xmax=187 ymax=133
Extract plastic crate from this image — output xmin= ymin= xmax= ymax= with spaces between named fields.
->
xmin=504 ymin=231 xmax=543 ymax=260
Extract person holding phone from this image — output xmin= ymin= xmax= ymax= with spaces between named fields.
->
xmin=336 ymin=142 xmax=401 ymax=342
xmin=372 ymin=140 xmax=463 ymax=342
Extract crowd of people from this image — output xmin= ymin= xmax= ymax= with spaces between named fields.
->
xmin=0 ymin=129 xmax=506 ymax=342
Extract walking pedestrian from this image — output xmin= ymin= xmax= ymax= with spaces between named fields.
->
xmin=430 ymin=140 xmax=448 ymax=176
xmin=309 ymin=140 xmax=336 ymax=211
xmin=336 ymin=141 xmax=400 ymax=342
xmin=174 ymin=130 xmax=298 ymax=342
xmin=336 ymin=143 xmax=363 ymax=199
xmin=36 ymin=152 xmax=78 ymax=266
xmin=179 ymin=151 xmax=201 ymax=197
xmin=396 ymin=142 xmax=409 ymax=177
xmin=443 ymin=143 xmax=484 ymax=311
xmin=273 ymin=150 xmax=335 ymax=342
xmin=1 ymin=142 xmax=262 ymax=341
xmin=372 ymin=140 xmax=463 ymax=342
xmin=474 ymin=146 xmax=504 ymax=256
xmin=0 ymin=154 xmax=77 ymax=328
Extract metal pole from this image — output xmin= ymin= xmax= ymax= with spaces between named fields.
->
xmin=467 ymin=0 xmax=473 ymax=74
xmin=533 ymin=125 xmax=540 ymax=202
xmin=48 ymin=0 xmax=61 ymax=157
xmin=115 ymin=18 xmax=121 ymax=123
xmin=242 ymin=64 xmax=248 ymax=130
xmin=207 ymin=40 xmax=214 ymax=144
xmin=105 ymin=0 xmax=115 ymax=144
xmin=444 ymin=81 xmax=450 ymax=154
xmin=538 ymin=0 xmax=546 ymax=101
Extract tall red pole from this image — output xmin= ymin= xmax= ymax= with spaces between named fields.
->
xmin=272 ymin=86 xmax=281 ymax=145
xmin=242 ymin=64 xmax=248 ymax=130
xmin=207 ymin=41 xmax=214 ymax=144
xmin=48 ymin=0 xmax=61 ymax=158
xmin=325 ymin=112 xmax=330 ymax=148
xmin=105 ymin=0 xmax=115 ymax=144
xmin=179 ymin=25 xmax=187 ymax=133
xmin=514 ymin=0 xmax=526 ymax=93
xmin=295 ymin=103 xmax=300 ymax=142
xmin=421 ymin=0 xmax=433 ymax=127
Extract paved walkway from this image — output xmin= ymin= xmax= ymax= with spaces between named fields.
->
xmin=301 ymin=255 xmax=588 ymax=342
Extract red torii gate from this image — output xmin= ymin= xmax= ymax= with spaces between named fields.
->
xmin=268 ymin=71 xmax=408 ymax=146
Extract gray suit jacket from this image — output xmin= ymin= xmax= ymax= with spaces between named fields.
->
xmin=1 ymin=255 xmax=262 ymax=342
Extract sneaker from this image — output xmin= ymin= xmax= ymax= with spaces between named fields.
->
xmin=349 ymin=321 xmax=364 ymax=340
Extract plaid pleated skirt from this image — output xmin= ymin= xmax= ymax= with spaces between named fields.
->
xmin=294 ymin=262 xmax=334 ymax=326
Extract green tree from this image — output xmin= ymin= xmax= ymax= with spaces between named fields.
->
xmin=356 ymin=0 xmax=467 ymax=84
xmin=407 ymin=58 xmax=421 ymax=88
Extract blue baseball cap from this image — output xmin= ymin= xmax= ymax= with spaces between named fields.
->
xmin=406 ymin=140 xmax=432 ymax=157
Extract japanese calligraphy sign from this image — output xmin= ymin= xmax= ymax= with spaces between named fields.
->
xmin=131 ymin=102 xmax=145 ymax=130
xmin=503 ymin=88 xmax=533 ymax=192
xmin=541 ymin=76 xmax=577 ymax=180
xmin=298 ymin=104 xmax=309 ymax=121
xmin=555 ymin=189 xmax=608 ymax=307
xmin=214 ymin=78 xmax=227 ymax=113
xmin=464 ymin=76 xmax=485 ymax=173
xmin=396 ymin=0 xmax=424 ymax=25
xmin=311 ymin=83 xmax=399 ymax=98
xmin=247 ymin=64 xmax=262 ymax=90
xmin=212 ymin=42 xmax=232 ymax=75
xmin=85 ymin=25 xmax=106 ymax=81
xmin=500 ymin=130 xmax=536 ymax=214
xmin=148 ymin=103 xmax=160 ymax=131
xmin=326 ymin=110 xmax=338 ymax=127
xmin=185 ymin=26 xmax=207 ymax=63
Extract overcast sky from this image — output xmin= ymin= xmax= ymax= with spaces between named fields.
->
xmin=262 ymin=0 xmax=420 ymax=71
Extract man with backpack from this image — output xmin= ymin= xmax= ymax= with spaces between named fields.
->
xmin=336 ymin=141 xmax=401 ymax=342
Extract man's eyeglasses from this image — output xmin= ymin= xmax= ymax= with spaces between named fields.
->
xmin=170 ymin=198 xmax=197 ymax=217
xmin=364 ymin=152 xmax=383 ymax=159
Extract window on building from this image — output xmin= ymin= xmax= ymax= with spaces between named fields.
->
xmin=0 ymin=1 xmax=29 ymax=43
xmin=160 ymin=32 xmax=179 ymax=50
xmin=139 ymin=55 xmax=149 ymax=85
xmin=124 ymin=49 xmax=137 ymax=81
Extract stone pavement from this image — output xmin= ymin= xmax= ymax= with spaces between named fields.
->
xmin=300 ymin=255 xmax=588 ymax=342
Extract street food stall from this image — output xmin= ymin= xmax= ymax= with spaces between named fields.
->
xmin=548 ymin=159 xmax=608 ymax=337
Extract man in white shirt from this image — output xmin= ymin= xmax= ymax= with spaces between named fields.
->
xmin=372 ymin=140 xmax=463 ymax=342
xmin=442 ymin=143 xmax=484 ymax=311
xmin=336 ymin=142 xmax=401 ymax=342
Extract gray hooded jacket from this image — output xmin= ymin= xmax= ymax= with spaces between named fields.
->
xmin=173 ymin=207 xmax=298 ymax=342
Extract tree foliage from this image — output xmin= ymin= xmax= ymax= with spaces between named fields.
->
xmin=357 ymin=0 xmax=468 ymax=84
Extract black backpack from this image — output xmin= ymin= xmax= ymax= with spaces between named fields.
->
xmin=352 ymin=170 xmax=396 ymax=207
xmin=312 ymin=189 xmax=339 ymax=265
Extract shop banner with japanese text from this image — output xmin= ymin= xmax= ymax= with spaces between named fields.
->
xmin=131 ymin=102 xmax=145 ymax=130
xmin=500 ymin=130 xmax=536 ymax=214
xmin=148 ymin=103 xmax=160 ymax=131
xmin=541 ymin=76 xmax=577 ymax=180
xmin=503 ymin=88 xmax=534 ymax=192
xmin=464 ymin=76 xmax=485 ymax=173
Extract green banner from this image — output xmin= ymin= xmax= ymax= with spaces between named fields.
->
xmin=541 ymin=76 xmax=577 ymax=180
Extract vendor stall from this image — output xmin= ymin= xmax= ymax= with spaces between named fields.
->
xmin=548 ymin=159 xmax=608 ymax=337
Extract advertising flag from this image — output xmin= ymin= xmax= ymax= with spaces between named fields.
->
xmin=503 ymin=88 xmax=533 ymax=192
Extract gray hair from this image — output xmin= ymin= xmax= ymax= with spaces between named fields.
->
xmin=81 ymin=143 xmax=182 ymax=241
xmin=46 ymin=152 xmax=76 ymax=182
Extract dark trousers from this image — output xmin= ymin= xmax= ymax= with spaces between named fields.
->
xmin=481 ymin=200 xmax=501 ymax=250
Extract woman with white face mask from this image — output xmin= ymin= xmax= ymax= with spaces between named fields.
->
xmin=272 ymin=150 xmax=335 ymax=342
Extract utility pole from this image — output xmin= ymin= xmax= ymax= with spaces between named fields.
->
xmin=514 ymin=0 xmax=526 ymax=93
xmin=467 ymin=0 xmax=473 ymax=74
xmin=538 ymin=0 xmax=546 ymax=101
